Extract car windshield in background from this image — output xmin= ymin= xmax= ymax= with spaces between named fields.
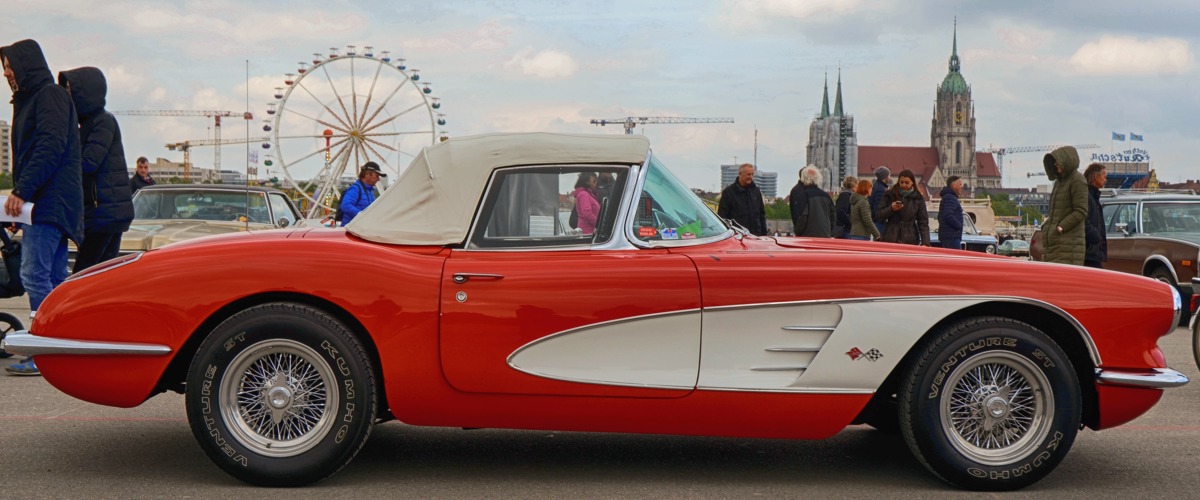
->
xmin=631 ymin=155 xmax=728 ymax=242
xmin=1142 ymin=203 xmax=1200 ymax=233
xmin=134 ymin=190 xmax=271 ymax=222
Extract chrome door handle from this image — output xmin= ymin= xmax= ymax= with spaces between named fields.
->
xmin=452 ymin=273 xmax=505 ymax=284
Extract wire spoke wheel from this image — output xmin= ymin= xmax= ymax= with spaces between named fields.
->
xmin=221 ymin=339 xmax=338 ymax=457
xmin=264 ymin=46 xmax=444 ymax=218
xmin=940 ymin=352 xmax=1052 ymax=465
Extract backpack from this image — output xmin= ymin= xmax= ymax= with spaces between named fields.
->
xmin=0 ymin=230 xmax=23 ymax=299
xmin=332 ymin=184 xmax=364 ymax=225
xmin=834 ymin=191 xmax=852 ymax=237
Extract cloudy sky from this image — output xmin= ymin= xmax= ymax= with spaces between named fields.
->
xmin=3 ymin=0 xmax=1196 ymax=191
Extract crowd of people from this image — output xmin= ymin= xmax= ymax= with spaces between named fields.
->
xmin=715 ymin=150 xmax=1107 ymax=271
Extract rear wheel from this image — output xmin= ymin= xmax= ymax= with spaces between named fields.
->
xmin=185 ymin=303 xmax=376 ymax=486
xmin=898 ymin=316 xmax=1080 ymax=491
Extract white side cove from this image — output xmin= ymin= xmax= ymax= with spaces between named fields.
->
xmin=507 ymin=311 xmax=702 ymax=389
xmin=507 ymin=299 xmax=989 ymax=393
xmin=699 ymin=299 xmax=986 ymax=392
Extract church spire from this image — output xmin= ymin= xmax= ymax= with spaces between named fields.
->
xmin=820 ymin=72 xmax=830 ymax=119
xmin=949 ymin=18 xmax=960 ymax=73
xmin=833 ymin=68 xmax=844 ymax=117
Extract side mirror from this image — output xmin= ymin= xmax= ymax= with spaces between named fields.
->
xmin=277 ymin=217 xmax=291 ymax=228
xmin=1115 ymin=222 xmax=1128 ymax=236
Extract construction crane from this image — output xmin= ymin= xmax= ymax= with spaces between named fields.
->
xmin=113 ymin=110 xmax=253 ymax=179
xmin=166 ymin=137 xmax=268 ymax=182
xmin=590 ymin=116 xmax=734 ymax=135
xmin=981 ymin=143 xmax=1100 ymax=180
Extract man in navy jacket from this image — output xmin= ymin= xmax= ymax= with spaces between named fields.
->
xmin=59 ymin=66 xmax=133 ymax=272
xmin=1 ymin=39 xmax=83 ymax=375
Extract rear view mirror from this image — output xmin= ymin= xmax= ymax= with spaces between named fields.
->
xmin=277 ymin=217 xmax=291 ymax=228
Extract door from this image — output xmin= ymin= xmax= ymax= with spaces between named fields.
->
xmin=438 ymin=165 xmax=701 ymax=398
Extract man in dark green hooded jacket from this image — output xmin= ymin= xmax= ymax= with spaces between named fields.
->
xmin=1041 ymin=146 xmax=1087 ymax=265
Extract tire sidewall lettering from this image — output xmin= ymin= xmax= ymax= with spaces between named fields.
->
xmin=185 ymin=305 xmax=375 ymax=485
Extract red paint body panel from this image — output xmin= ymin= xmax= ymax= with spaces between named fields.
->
xmin=440 ymin=249 xmax=699 ymax=397
xmin=28 ymin=229 xmax=1179 ymax=437
xmin=1095 ymin=384 xmax=1164 ymax=430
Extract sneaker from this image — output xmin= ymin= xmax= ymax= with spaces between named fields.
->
xmin=5 ymin=357 xmax=39 ymax=376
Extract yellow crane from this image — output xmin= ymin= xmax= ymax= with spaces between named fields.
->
xmin=166 ymin=137 xmax=269 ymax=183
xmin=112 ymin=110 xmax=253 ymax=179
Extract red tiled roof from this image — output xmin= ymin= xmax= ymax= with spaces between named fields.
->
xmin=857 ymin=145 xmax=1000 ymax=180
xmin=975 ymin=152 xmax=999 ymax=177
xmin=858 ymin=146 xmax=939 ymax=180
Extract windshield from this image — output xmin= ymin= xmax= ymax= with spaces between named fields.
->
xmin=134 ymin=189 xmax=271 ymax=222
xmin=629 ymin=155 xmax=728 ymax=243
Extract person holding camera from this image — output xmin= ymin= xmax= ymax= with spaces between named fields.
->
xmin=875 ymin=169 xmax=929 ymax=245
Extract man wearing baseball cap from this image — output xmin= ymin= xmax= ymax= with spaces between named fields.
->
xmin=339 ymin=161 xmax=386 ymax=225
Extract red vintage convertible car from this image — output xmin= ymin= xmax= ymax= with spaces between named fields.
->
xmin=3 ymin=133 xmax=1188 ymax=491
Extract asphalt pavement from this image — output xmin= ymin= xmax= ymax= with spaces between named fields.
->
xmin=0 ymin=295 xmax=1197 ymax=498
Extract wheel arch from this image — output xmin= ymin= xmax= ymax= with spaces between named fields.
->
xmin=858 ymin=299 xmax=1101 ymax=429
xmin=155 ymin=292 xmax=391 ymax=420
xmin=1143 ymin=256 xmax=1178 ymax=283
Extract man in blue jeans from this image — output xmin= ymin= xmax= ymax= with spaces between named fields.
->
xmin=1 ymin=40 xmax=84 ymax=376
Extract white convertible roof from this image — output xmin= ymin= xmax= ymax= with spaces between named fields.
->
xmin=347 ymin=132 xmax=651 ymax=245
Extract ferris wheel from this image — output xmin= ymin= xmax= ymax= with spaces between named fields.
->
xmin=262 ymin=45 xmax=446 ymax=218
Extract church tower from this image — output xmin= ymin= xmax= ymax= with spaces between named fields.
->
xmin=930 ymin=20 xmax=976 ymax=193
xmin=806 ymin=70 xmax=857 ymax=191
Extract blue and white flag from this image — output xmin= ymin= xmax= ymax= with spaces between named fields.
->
xmin=1112 ymin=132 xmax=1126 ymax=141
xmin=1130 ymin=132 xmax=1144 ymax=141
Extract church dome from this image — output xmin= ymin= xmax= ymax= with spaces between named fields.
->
xmin=940 ymin=70 xmax=969 ymax=96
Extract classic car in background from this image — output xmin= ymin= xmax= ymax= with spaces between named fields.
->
xmin=4 ymin=133 xmax=1188 ymax=491
xmin=996 ymin=239 xmax=1031 ymax=258
xmin=1031 ymin=191 xmax=1200 ymax=322
xmin=120 ymin=184 xmax=308 ymax=255
xmin=927 ymin=213 xmax=999 ymax=253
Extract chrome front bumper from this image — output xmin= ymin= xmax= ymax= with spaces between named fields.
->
xmin=1096 ymin=367 xmax=1189 ymax=389
xmin=1 ymin=331 xmax=171 ymax=357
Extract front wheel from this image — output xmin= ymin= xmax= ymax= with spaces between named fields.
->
xmin=985 ymin=244 xmax=997 ymax=254
xmin=898 ymin=316 xmax=1080 ymax=491
xmin=185 ymin=303 xmax=377 ymax=486
xmin=1192 ymin=316 xmax=1199 ymax=372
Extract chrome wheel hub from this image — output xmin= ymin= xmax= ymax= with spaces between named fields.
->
xmin=221 ymin=339 xmax=339 ymax=458
xmin=941 ymin=351 xmax=1053 ymax=466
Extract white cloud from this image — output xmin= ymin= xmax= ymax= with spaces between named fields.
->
xmin=1069 ymin=36 xmax=1192 ymax=75
xmin=504 ymin=48 xmax=579 ymax=79
xmin=717 ymin=0 xmax=864 ymax=29
xmin=996 ymin=27 xmax=1051 ymax=51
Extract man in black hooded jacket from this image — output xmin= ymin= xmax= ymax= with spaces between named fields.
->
xmin=59 ymin=67 xmax=134 ymax=272
xmin=1 ymin=39 xmax=83 ymax=376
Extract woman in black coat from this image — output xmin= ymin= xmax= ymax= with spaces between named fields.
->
xmin=875 ymin=169 xmax=930 ymax=245
xmin=58 ymin=67 xmax=134 ymax=272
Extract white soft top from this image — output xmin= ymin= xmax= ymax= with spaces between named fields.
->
xmin=347 ymin=132 xmax=651 ymax=245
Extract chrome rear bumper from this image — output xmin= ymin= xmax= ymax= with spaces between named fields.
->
xmin=1096 ymin=367 xmax=1189 ymax=389
xmin=1 ymin=331 xmax=171 ymax=357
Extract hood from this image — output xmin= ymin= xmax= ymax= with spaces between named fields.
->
xmin=58 ymin=66 xmax=106 ymax=119
xmin=0 ymin=39 xmax=54 ymax=95
xmin=939 ymin=185 xmax=958 ymax=199
xmin=1043 ymin=146 xmax=1080 ymax=181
